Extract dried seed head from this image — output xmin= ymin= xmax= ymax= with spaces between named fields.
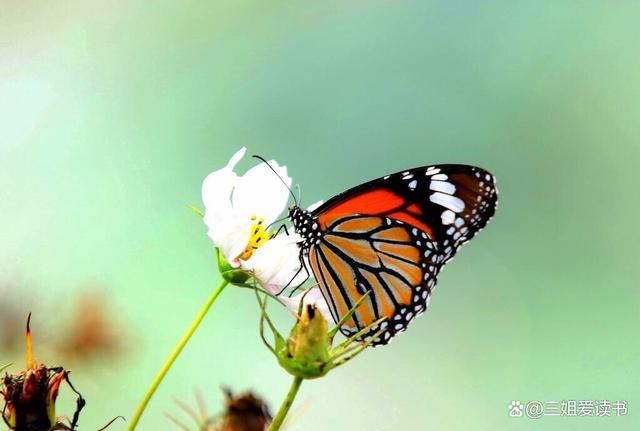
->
xmin=1 ymin=315 xmax=85 ymax=431
xmin=219 ymin=389 xmax=271 ymax=431
xmin=168 ymin=388 xmax=270 ymax=431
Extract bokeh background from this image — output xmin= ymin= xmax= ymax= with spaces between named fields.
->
xmin=1 ymin=1 xmax=639 ymax=430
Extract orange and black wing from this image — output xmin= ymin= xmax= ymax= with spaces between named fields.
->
xmin=308 ymin=165 xmax=497 ymax=345
xmin=308 ymin=215 xmax=440 ymax=345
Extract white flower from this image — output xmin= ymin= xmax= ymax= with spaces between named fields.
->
xmin=202 ymin=148 xmax=333 ymax=322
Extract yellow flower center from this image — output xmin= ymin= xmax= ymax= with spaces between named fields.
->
xmin=238 ymin=216 xmax=271 ymax=261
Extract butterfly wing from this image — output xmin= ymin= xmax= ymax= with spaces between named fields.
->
xmin=308 ymin=215 xmax=440 ymax=345
xmin=308 ymin=165 xmax=497 ymax=345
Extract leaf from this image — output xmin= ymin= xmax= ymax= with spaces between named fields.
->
xmin=187 ymin=205 xmax=204 ymax=217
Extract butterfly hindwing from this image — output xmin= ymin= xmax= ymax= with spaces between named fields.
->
xmin=308 ymin=215 xmax=441 ymax=345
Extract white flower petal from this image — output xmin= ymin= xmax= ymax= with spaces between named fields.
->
xmin=232 ymin=159 xmax=292 ymax=226
xmin=242 ymin=232 xmax=303 ymax=287
xmin=202 ymin=148 xmax=246 ymax=248
xmin=217 ymin=218 xmax=253 ymax=267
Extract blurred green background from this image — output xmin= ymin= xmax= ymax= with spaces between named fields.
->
xmin=1 ymin=1 xmax=639 ymax=430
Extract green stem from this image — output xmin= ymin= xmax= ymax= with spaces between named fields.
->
xmin=268 ymin=376 xmax=303 ymax=431
xmin=127 ymin=279 xmax=229 ymax=431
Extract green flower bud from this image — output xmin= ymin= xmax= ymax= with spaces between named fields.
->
xmin=277 ymin=305 xmax=332 ymax=379
xmin=287 ymin=305 xmax=330 ymax=364
xmin=258 ymin=290 xmax=384 ymax=382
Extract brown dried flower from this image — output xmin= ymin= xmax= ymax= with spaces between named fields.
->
xmin=1 ymin=315 xmax=85 ymax=431
xmin=168 ymin=388 xmax=270 ymax=431
xmin=216 ymin=389 xmax=271 ymax=431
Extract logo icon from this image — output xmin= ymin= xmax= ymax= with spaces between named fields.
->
xmin=509 ymin=401 xmax=523 ymax=417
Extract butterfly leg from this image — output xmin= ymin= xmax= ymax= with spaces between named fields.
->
xmin=275 ymin=250 xmax=310 ymax=296
xmin=285 ymin=262 xmax=311 ymax=297
xmin=271 ymin=223 xmax=290 ymax=237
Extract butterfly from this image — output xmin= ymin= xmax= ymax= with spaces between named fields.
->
xmin=287 ymin=165 xmax=498 ymax=346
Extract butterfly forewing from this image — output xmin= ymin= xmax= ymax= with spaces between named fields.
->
xmin=313 ymin=164 xmax=497 ymax=262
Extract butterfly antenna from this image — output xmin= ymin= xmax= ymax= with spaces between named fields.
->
xmin=252 ymin=155 xmax=298 ymax=206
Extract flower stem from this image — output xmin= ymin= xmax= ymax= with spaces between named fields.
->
xmin=268 ymin=376 xmax=303 ymax=431
xmin=127 ymin=279 xmax=229 ymax=431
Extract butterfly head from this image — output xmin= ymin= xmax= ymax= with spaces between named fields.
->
xmin=287 ymin=205 xmax=301 ymax=221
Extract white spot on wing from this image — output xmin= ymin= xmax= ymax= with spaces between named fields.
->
xmin=408 ymin=179 xmax=417 ymax=190
xmin=430 ymin=192 xmax=465 ymax=212
xmin=441 ymin=210 xmax=455 ymax=225
xmin=430 ymin=180 xmax=455 ymax=194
